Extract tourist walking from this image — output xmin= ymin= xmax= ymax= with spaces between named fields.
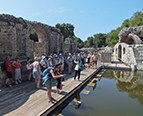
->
xmin=26 ymin=58 xmax=32 ymax=81
xmin=30 ymin=57 xmax=41 ymax=89
xmin=43 ymin=64 xmax=65 ymax=103
xmin=5 ymin=56 xmax=12 ymax=87
xmin=74 ymin=58 xmax=82 ymax=80
xmin=12 ymin=58 xmax=22 ymax=84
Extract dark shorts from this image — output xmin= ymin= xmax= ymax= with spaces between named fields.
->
xmin=93 ymin=61 xmax=97 ymax=65
xmin=27 ymin=70 xmax=32 ymax=74
xmin=6 ymin=71 xmax=12 ymax=78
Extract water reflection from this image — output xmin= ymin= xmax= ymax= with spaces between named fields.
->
xmin=74 ymin=93 xmax=81 ymax=109
xmin=111 ymin=70 xmax=143 ymax=106
xmin=87 ymin=78 xmax=97 ymax=91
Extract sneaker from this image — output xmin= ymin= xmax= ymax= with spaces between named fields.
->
xmin=15 ymin=81 xmax=18 ymax=85
xmin=18 ymin=80 xmax=22 ymax=84
xmin=9 ymin=85 xmax=12 ymax=87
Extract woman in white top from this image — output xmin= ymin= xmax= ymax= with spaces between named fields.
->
xmin=53 ymin=55 xmax=59 ymax=65
xmin=30 ymin=57 xmax=41 ymax=89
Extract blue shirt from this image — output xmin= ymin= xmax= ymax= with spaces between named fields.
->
xmin=75 ymin=61 xmax=82 ymax=69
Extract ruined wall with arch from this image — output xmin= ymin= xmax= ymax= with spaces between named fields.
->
xmin=0 ymin=14 xmax=64 ymax=61
xmin=112 ymin=26 xmax=143 ymax=71
xmin=118 ymin=26 xmax=143 ymax=44
xmin=0 ymin=14 xmax=77 ymax=86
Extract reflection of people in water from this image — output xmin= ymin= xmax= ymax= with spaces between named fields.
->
xmin=74 ymin=93 xmax=81 ymax=109
xmin=88 ymin=78 xmax=98 ymax=91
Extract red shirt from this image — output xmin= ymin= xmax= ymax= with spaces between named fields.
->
xmin=14 ymin=61 xmax=20 ymax=69
xmin=5 ymin=60 xmax=12 ymax=72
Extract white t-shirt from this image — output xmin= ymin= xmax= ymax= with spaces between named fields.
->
xmin=33 ymin=61 xmax=39 ymax=71
xmin=40 ymin=59 xmax=47 ymax=68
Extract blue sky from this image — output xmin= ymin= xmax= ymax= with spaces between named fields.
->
xmin=0 ymin=0 xmax=143 ymax=41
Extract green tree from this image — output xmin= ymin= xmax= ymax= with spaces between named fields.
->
xmin=87 ymin=36 xmax=94 ymax=47
xmin=106 ymin=29 xmax=119 ymax=46
xmin=29 ymin=30 xmax=38 ymax=42
xmin=130 ymin=11 xmax=143 ymax=27
xmin=121 ymin=19 xmax=130 ymax=28
xmin=93 ymin=33 xmax=107 ymax=48
xmin=83 ymin=41 xmax=88 ymax=47
xmin=55 ymin=23 xmax=75 ymax=41
xmin=74 ymin=37 xmax=84 ymax=48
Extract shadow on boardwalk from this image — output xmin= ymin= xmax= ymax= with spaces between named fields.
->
xmin=0 ymin=66 xmax=87 ymax=116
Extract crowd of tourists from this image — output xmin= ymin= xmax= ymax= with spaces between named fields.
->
xmin=3 ymin=52 xmax=102 ymax=103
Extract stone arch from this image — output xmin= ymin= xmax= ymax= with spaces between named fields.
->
xmin=28 ymin=24 xmax=51 ymax=57
xmin=118 ymin=45 xmax=122 ymax=61
xmin=121 ymin=33 xmax=142 ymax=44
xmin=32 ymin=24 xmax=50 ymax=43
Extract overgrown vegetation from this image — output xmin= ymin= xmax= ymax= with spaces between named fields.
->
xmin=55 ymin=10 xmax=143 ymax=48
xmin=29 ymin=30 xmax=38 ymax=42
xmin=29 ymin=10 xmax=143 ymax=48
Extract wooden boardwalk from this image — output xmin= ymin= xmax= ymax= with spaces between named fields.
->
xmin=0 ymin=67 xmax=96 ymax=116
xmin=0 ymin=61 xmax=130 ymax=116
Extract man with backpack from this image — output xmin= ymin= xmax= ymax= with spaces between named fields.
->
xmin=5 ymin=56 xmax=12 ymax=87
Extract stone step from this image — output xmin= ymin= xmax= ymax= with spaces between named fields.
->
xmin=135 ymin=57 xmax=143 ymax=60
xmin=136 ymin=65 xmax=143 ymax=71
xmin=135 ymin=54 xmax=143 ymax=57
xmin=136 ymin=48 xmax=143 ymax=51
xmin=136 ymin=60 xmax=143 ymax=64
xmin=138 ymin=51 xmax=143 ymax=53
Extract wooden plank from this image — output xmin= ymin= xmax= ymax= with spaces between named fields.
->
xmin=0 ymin=67 xmax=97 ymax=116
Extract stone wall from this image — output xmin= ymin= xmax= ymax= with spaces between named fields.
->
xmin=0 ymin=14 xmax=77 ymax=87
xmin=63 ymin=38 xmax=77 ymax=53
xmin=0 ymin=14 xmax=64 ymax=61
xmin=118 ymin=26 xmax=143 ymax=44
xmin=0 ymin=60 xmax=28 ymax=87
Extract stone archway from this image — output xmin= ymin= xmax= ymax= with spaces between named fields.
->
xmin=29 ymin=24 xmax=50 ymax=57
xmin=118 ymin=45 xmax=122 ymax=61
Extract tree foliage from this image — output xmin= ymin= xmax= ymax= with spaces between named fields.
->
xmin=74 ymin=37 xmax=84 ymax=48
xmin=55 ymin=10 xmax=143 ymax=48
xmin=29 ymin=30 xmax=38 ymax=42
xmin=55 ymin=23 xmax=75 ymax=41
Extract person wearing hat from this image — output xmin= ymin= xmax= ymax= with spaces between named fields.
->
xmin=43 ymin=63 xmax=65 ymax=103
xmin=47 ymin=57 xmax=53 ymax=68
xmin=40 ymin=56 xmax=47 ymax=72
xmin=53 ymin=55 xmax=59 ymax=65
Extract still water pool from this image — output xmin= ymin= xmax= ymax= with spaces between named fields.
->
xmin=60 ymin=69 xmax=143 ymax=116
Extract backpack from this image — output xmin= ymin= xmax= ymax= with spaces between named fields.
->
xmin=42 ymin=67 xmax=54 ymax=85
xmin=1 ymin=61 xmax=6 ymax=72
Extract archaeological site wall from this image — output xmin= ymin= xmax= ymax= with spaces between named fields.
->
xmin=0 ymin=14 xmax=65 ymax=61
xmin=0 ymin=14 xmax=77 ymax=87
xmin=113 ymin=26 xmax=143 ymax=71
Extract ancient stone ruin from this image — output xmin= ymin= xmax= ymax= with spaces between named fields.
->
xmin=0 ymin=14 xmax=63 ymax=61
xmin=0 ymin=14 xmax=77 ymax=87
xmin=113 ymin=26 xmax=143 ymax=71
